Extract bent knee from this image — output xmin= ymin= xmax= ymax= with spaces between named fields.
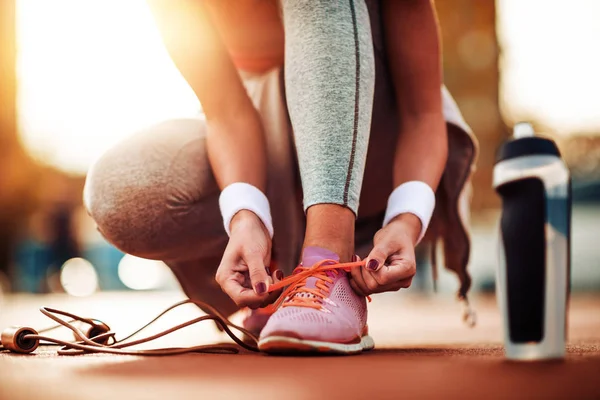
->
xmin=84 ymin=118 xmax=218 ymax=258
xmin=84 ymin=149 xmax=170 ymax=258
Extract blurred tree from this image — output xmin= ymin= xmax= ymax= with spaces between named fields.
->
xmin=0 ymin=0 xmax=41 ymax=285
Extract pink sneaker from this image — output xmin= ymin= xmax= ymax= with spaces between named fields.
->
xmin=242 ymin=307 xmax=274 ymax=337
xmin=258 ymin=247 xmax=374 ymax=354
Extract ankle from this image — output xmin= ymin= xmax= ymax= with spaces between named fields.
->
xmin=304 ymin=204 xmax=355 ymax=262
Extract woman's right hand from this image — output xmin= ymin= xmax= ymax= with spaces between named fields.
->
xmin=215 ymin=210 xmax=283 ymax=309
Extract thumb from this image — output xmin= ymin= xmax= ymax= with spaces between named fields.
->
xmin=258 ymin=268 xmax=284 ymax=308
xmin=365 ymin=246 xmax=388 ymax=272
xmin=366 ymin=232 xmax=395 ymax=272
xmin=244 ymin=250 xmax=270 ymax=296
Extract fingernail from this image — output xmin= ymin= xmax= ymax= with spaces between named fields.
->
xmin=275 ymin=269 xmax=284 ymax=280
xmin=367 ymin=259 xmax=379 ymax=271
xmin=255 ymin=282 xmax=267 ymax=294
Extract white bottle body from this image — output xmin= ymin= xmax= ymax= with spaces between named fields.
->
xmin=493 ymin=155 xmax=570 ymax=361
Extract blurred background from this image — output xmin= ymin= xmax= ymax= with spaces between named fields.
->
xmin=0 ymin=0 xmax=598 ymax=301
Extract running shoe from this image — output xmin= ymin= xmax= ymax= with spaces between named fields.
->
xmin=258 ymin=247 xmax=374 ymax=354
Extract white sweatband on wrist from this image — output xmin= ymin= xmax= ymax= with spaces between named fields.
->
xmin=382 ymin=181 xmax=436 ymax=243
xmin=219 ymin=182 xmax=274 ymax=238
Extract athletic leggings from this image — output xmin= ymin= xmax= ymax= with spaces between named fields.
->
xmin=282 ymin=0 xmax=374 ymax=213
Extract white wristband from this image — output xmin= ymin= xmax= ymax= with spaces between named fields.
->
xmin=382 ymin=181 xmax=436 ymax=243
xmin=219 ymin=182 xmax=274 ymax=238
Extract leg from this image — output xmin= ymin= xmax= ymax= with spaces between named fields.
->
xmin=281 ymin=0 xmax=375 ymax=262
xmin=258 ymin=0 xmax=375 ymax=354
xmin=84 ymin=118 xmax=238 ymax=317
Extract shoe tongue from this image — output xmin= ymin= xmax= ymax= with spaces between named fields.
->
xmin=301 ymin=246 xmax=340 ymax=267
xmin=301 ymin=247 xmax=341 ymax=289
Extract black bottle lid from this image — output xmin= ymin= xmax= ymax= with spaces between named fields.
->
xmin=495 ymin=122 xmax=561 ymax=164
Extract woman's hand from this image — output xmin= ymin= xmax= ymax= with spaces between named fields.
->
xmin=215 ymin=210 xmax=282 ymax=309
xmin=350 ymin=213 xmax=421 ymax=296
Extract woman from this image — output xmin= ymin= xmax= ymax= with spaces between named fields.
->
xmin=84 ymin=0 xmax=477 ymax=354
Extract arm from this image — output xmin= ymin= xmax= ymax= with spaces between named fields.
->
xmin=384 ymin=0 xmax=447 ymax=191
xmin=147 ymin=1 xmax=266 ymax=192
xmin=382 ymin=0 xmax=447 ymax=242
xmin=351 ymin=0 xmax=447 ymax=295
xmin=147 ymin=2 xmax=278 ymax=307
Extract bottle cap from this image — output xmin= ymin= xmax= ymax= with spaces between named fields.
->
xmin=513 ymin=122 xmax=535 ymax=139
xmin=495 ymin=123 xmax=561 ymax=163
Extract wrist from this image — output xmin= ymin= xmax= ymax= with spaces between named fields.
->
xmin=230 ymin=210 xmax=269 ymax=236
xmin=219 ymin=182 xmax=274 ymax=238
xmin=383 ymin=181 xmax=435 ymax=243
xmin=388 ymin=213 xmax=421 ymax=245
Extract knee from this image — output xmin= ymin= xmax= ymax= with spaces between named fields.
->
xmin=84 ymin=118 xmax=216 ymax=258
xmin=84 ymin=138 xmax=167 ymax=258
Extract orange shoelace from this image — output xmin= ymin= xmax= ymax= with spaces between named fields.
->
xmin=264 ymin=259 xmax=370 ymax=312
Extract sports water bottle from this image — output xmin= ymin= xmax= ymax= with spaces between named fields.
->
xmin=493 ymin=122 xmax=571 ymax=361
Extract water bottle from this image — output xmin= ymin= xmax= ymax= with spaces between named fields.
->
xmin=493 ymin=122 xmax=571 ymax=361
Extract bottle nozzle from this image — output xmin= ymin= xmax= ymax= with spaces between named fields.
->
xmin=513 ymin=122 xmax=535 ymax=139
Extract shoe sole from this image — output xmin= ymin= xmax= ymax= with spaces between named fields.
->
xmin=258 ymin=335 xmax=375 ymax=355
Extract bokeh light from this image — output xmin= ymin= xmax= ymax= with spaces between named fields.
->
xmin=60 ymin=258 xmax=99 ymax=297
xmin=117 ymin=255 xmax=170 ymax=291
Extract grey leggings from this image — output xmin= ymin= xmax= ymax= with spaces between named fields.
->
xmin=85 ymin=0 xmax=393 ymax=316
xmin=283 ymin=0 xmax=374 ymax=212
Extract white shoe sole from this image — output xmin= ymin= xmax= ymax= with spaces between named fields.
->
xmin=258 ymin=334 xmax=375 ymax=355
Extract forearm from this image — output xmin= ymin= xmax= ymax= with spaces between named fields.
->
xmin=206 ymin=112 xmax=267 ymax=192
xmin=393 ymin=115 xmax=447 ymax=190
xmin=383 ymin=0 xmax=448 ymax=190
xmin=388 ymin=116 xmax=446 ymax=243
xmin=147 ymin=0 xmax=267 ymax=191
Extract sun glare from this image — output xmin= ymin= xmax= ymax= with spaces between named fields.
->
xmin=497 ymin=0 xmax=600 ymax=134
xmin=16 ymin=0 xmax=200 ymax=175
xmin=15 ymin=0 xmax=600 ymax=176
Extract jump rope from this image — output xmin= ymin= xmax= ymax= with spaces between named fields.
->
xmin=0 ymin=259 xmax=371 ymax=356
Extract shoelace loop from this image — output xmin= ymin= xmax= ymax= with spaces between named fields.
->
xmin=265 ymin=259 xmax=369 ymax=312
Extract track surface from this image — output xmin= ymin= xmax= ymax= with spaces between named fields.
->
xmin=0 ymin=292 xmax=598 ymax=399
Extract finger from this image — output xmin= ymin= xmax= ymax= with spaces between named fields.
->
xmin=260 ymin=284 xmax=282 ymax=308
xmin=368 ymin=277 xmax=413 ymax=295
xmin=220 ymin=277 xmax=267 ymax=309
xmin=215 ymin=243 xmax=238 ymax=286
xmin=267 ymin=268 xmax=284 ymax=299
xmin=365 ymin=233 xmax=399 ymax=272
xmin=349 ymin=277 xmax=367 ymax=297
xmin=272 ymin=268 xmax=284 ymax=283
xmin=254 ymin=269 xmax=284 ymax=308
xmin=361 ymin=265 xmax=381 ymax=294
xmin=349 ymin=267 xmax=370 ymax=296
xmin=372 ymin=259 xmax=416 ymax=286
xmin=243 ymin=248 xmax=271 ymax=295
xmin=398 ymin=276 xmax=413 ymax=289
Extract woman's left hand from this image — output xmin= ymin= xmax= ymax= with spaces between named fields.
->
xmin=349 ymin=213 xmax=422 ymax=296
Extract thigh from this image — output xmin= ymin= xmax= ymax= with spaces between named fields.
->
xmin=85 ymin=117 xmax=228 ymax=263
